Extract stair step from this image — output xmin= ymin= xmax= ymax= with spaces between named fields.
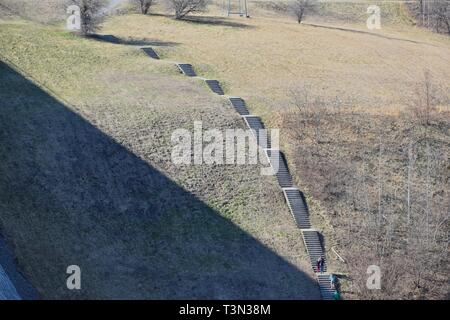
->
xmin=265 ymin=150 xmax=293 ymax=188
xmin=142 ymin=47 xmax=159 ymax=59
xmin=229 ymin=97 xmax=250 ymax=115
xmin=205 ymin=80 xmax=224 ymax=95
xmin=317 ymin=275 xmax=335 ymax=300
xmin=302 ymin=230 xmax=328 ymax=272
xmin=243 ymin=116 xmax=271 ymax=148
xmin=177 ymin=63 xmax=196 ymax=77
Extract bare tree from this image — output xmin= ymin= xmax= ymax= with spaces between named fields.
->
xmin=431 ymin=0 xmax=450 ymax=34
xmin=286 ymin=79 xmax=449 ymax=299
xmin=290 ymin=86 xmax=327 ymax=144
xmin=166 ymin=0 xmax=209 ymax=20
xmin=289 ymin=0 xmax=316 ymax=23
xmin=71 ymin=0 xmax=106 ymax=35
xmin=406 ymin=141 xmax=416 ymax=225
xmin=131 ymin=0 xmax=156 ymax=14
xmin=377 ymin=135 xmax=383 ymax=229
xmin=410 ymin=0 xmax=450 ymax=34
xmin=407 ymin=70 xmax=440 ymax=141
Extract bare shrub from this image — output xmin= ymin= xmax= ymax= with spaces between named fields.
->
xmin=284 ymin=79 xmax=449 ymax=299
xmin=254 ymin=0 xmax=289 ymax=14
xmin=408 ymin=70 xmax=440 ymax=128
xmin=409 ymin=0 xmax=450 ymax=35
xmin=289 ymin=0 xmax=316 ymax=23
xmin=290 ymin=86 xmax=332 ymax=144
xmin=165 ymin=0 xmax=209 ymax=20
xmin=131 ymin=0 xmax=156 ymax=14
xmin=432 ymin=1 xmax=450 ymax=34
xmin=0 ymin=1 xmax=16 ymax=17
xmin=71 ymin=0 xmax=106 ymax=35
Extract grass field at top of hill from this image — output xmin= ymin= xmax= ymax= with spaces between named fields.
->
xmin=104 ymin=3 xmax=450 ymax=116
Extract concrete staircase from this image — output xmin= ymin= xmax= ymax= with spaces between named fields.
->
xmin=229 ymin=97 xmax=250 ymax=115
xmin=317 ymin=274 xmax=334 ymax=300
xmin=283 ymin=188 xmax=311 ymax=229
xmin=243 ymin=115 xmax=270 ymax=148
xmin=142 ymin=47 xmax=335 ymax=300
xmin=265 ymin=149 xmax=293 ymax=188
xmin=176 ymin=63 xmax=197 ymax=77
xmin=142 ymin=47 xmax=159 ymax=60
xmin=302 ymin=229 xmax=327 ymax=272
xmin=204 ymin=79 xmax=224 ymax=95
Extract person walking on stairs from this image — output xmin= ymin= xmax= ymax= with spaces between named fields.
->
xmin=332 ymin=289 xmax=341 ymax=300
xmin=317 ymin=256 xmax=325 ymax=273
xmin=329 ymin=274 xmax=337 ymax=290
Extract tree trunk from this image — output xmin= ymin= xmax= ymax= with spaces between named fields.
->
xmin=407 ymin=141 xmax=415 ymax=226
xmin=445 ymin=17 xmax=450 ymax=35
xmin=378 ymin=136 xmax=383 ymax=228
xmin=140 ymin=1 xmax=150 ymax=14
xmin=297 ymin=10 xmax=304 ymax=23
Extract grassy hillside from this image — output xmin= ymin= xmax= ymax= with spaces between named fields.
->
xmin=1 ymin=1 xmax=449 ymax=299
xmin=100 ymin=8 xmax=450 ymax=298
xmin=252 ymin=0 xmax=416 ymax=25
xmin=0 ymin=19 xmax=319 ymax=299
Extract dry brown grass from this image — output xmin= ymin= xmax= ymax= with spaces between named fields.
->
xmin=100 ymin=5 xmax=450 ymax=298
xmin=104 ymin=7 xmax=450 ymax=118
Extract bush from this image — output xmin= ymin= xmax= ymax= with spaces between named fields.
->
xmin=71 ymin=0 xmax=106 ymax=35
xmin=166 ymin=0 xmax=209 ymax=20
xmin=131 ymin=0 xmax=156 ymax=14
xmin=289 ymin=0 xmax=316 ymax=23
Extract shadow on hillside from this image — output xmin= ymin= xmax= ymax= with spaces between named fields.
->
xmin=88 ymin=34 xmax=179 ymax=46
xmin=0 ymin=61 xmax=320 ymax=299
xmin=182 ymin=16 xmax=253 ymax=29
xmin=131 ymin=13 xmax=253 ymax=29
xmin=303 ymin=22 xmax=437 ymax=46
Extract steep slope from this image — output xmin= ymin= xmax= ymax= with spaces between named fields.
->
xmin=101 ymin=10 xmax=450 ymax=298
xmin=0 ymin=19 xmax=318 ymax=299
